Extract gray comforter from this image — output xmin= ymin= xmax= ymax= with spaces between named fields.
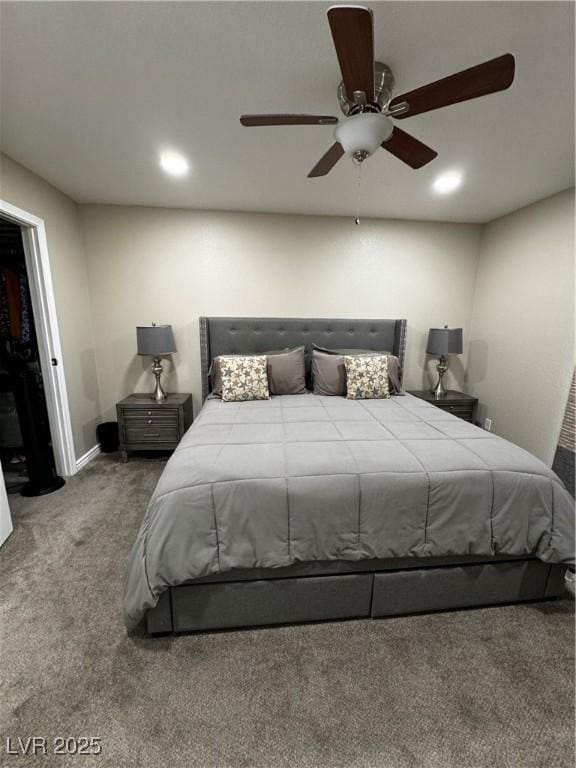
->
xmin=123 ymin=393 xmax=575 ymax=628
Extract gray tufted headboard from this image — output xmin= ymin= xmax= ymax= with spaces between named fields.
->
xmin=200 ymin=317 xmax=407 ymax=401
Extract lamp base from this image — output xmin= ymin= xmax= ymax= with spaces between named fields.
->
xmin=151 ymin=357 xmax=167 ymax=402
xmin=431 ymin=356 xmax=448 ymax=399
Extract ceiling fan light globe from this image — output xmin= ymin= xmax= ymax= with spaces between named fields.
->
xmin=334 ymin=113 xmax=394 ymax=158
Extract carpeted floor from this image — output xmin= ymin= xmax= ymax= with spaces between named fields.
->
xmin=1 ymin=454 xmax=574 ymax=768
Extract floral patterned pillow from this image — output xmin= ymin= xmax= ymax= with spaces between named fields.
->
xmin=220 ymin=355 xmax=270 ymax=402
xmin=344 ymin=354 xmax=390 ymax=400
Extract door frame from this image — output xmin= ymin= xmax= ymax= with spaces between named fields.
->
xmin=0 ymin=198 xmax=76 ymax=476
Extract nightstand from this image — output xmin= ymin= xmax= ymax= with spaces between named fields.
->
xmin=116 ymin=393 xmax=193 ymax=462
xmin=408 ymin=390 xmax=478 ymax=423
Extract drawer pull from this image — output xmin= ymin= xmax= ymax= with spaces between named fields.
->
xmin=148 ymin=411 xmax=152 ymax=416
xmin=144 ymin=433 xmax=160 ymax=438
xmin=148 ymin=419 xmax=152 ymax=424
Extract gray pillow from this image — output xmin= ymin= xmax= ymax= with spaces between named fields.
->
xmin=266 ymin=346 xmax=306 ymax=395
xmin=311 ymin=344 xmax=403 ymax=395
xmin=210 ymin=347 xmax=306 ymax=396
xmin=313 ymin=344 xmax=393 ymax=357
xmin=311 ymin=349 xmax=346 ymax=396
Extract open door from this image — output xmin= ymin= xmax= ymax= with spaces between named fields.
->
xmin=0 ymin=217 xmax=65 ymax=496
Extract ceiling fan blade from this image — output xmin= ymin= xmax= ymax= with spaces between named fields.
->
xmin=327 ymin=6 xmax=375 ymax=102
xmin=389 ymin=53 xmax=515 ymax=119
xmin=381 ymin=127 xmax=437 ymax=169
xmin=240 ymin=114 xmax=338 ymax=127
xmin=308 ymin=142 xmax=345 ymax=178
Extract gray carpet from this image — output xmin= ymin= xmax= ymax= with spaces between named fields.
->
xmin=1 ymin=454 xmax=574 ymax=768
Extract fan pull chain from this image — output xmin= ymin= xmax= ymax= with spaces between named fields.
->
xmin=355 ymin=162 xmax=362 ymax=225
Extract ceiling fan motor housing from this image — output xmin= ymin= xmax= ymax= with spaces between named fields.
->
xmin=338 ymin=62 xmax=395 ymax=116
xmin=334 ymin=113 xmax=394 ymax=161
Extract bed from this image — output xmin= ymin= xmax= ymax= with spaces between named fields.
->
xmin=123 ymin=317 xmax=574 ymax=634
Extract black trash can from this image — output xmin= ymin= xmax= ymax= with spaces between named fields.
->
xmin=97 ymin=421 xmax=119 ymax=453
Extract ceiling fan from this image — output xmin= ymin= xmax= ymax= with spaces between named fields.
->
xmin=240 ymin=5 xmax=515 ymax=177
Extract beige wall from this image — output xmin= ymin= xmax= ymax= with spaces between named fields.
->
xmin=467 ymin=188 xmax=575 ymax=464
xmin=80 ymin=205 xmax=482 ymax=420
xmin=0 ymin=154 xmax=101 ymax=461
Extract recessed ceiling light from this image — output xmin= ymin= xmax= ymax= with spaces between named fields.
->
xmin=159 ymin=151 xmax=189 ymax=178
xmin=433 ymin=172 xmax=462 ymax=195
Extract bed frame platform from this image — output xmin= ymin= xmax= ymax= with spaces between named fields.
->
xmin=146 ymin=558 xmax=566 ymax=634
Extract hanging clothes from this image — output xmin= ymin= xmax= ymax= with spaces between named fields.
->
xmin=0 ymin=271 xmax=9 ymax=338
xmin=4 ymin=268 xmax=21 ymax=339
xmin=0 ymin=267 xmax=31 ymax=343
xmin=19 ymin=274 xmax=31 ymax=344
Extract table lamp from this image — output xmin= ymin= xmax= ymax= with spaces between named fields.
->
xmin=136 ymin=324 xmax=176 ymax=402
xmin=426 ymin=326 xmax=463 ymax=399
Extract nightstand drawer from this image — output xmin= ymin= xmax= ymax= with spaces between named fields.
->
xmin=124 ymin=424 xmax=179 ymax=442
xmin=122 ymin=412 xmax=178 ymax=426
xmin=122 ymin=407 xmax=178 ymax=421
xmin=446 ymin=411 xmax=473 ymax=422
xmin=442 ymin=404 xmax=473 ymax=415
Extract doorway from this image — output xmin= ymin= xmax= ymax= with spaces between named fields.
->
xmin=0 ymin=199 xmax=76 ymax=480
xmin=0 ymin=217 xmax=65 ymax=495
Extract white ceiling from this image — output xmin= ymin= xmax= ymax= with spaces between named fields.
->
xmin=0 ymin=1 xmax=574 ymax=223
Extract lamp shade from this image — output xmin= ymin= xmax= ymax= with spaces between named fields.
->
xmin=136 ymin=324 xmax=176 ymax=356
xmin=426 ymin=327 xmax=463 ymax=356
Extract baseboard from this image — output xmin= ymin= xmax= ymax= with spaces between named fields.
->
xmin=75 ymin=444 xmax=101 ymax=473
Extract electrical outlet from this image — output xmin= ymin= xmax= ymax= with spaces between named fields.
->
xmin=484 ymin=418 xmax=492 ymax=432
